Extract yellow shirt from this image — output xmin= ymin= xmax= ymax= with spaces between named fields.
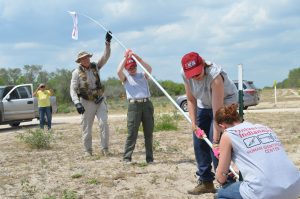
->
xmin=36 ymin=90 xmax=51 ymax=107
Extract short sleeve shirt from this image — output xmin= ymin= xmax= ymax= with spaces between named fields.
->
xmin=36 ymin=90 xmax=51 ymax=107
xmin=124 ymin=72 xmax=151 ymax=99
xmin=182 ymin=61 xmax=238 ymax=108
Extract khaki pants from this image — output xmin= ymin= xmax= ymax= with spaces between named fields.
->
xmin=81 ymin=98 xmax=109 ymax=153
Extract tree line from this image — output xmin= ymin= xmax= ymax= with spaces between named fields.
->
xmin=2 ymin=65 xmax=298 ymax=104
xmin=0 ymin=65 xmax=185 ymax=104
xmin=275 ymin=67 xmax=300 ymax=88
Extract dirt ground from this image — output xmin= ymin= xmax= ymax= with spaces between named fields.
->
xmin=0 ymin=90 xmax=299 ymax=199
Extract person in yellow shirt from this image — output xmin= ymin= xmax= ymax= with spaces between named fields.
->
xmin=33 ymin=83 xmax=53 ymax=130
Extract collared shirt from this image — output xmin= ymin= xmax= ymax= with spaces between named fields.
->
xmin=70 ymin=44 xmax=110 ymax=104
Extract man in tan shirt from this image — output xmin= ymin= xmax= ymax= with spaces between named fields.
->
xmin=70 ymin=31 xmax=112 ymax=157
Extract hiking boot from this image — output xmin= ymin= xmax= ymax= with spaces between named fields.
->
xmin=187 ymin=180 xmax=216 ymax=195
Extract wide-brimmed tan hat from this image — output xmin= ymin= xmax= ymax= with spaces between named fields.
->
xmin=75 ymin=51 xmax=93 ymax=63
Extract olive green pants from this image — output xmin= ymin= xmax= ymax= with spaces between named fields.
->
xmin=123 ymin=100 xmax=154 ymax=162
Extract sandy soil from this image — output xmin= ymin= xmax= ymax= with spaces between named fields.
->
xmin=0 ymin=94 xmax=299 ymax=199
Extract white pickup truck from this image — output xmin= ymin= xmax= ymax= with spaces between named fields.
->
xmin=0 ymin=84 xmax=57 ymax=127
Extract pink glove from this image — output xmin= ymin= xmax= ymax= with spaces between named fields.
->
xmin=212 ymin=145 xmax=220 ymax=159
xmin=195 ymin=128 xmax=206 ymax=139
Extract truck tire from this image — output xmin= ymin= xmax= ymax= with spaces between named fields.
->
xmin=9 ymin=122 xmax=21 ymax=127
xmin=180 ymin=100 xmax=188 ymax=112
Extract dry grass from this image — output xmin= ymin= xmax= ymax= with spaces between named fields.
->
xmin=0 ymin=89 xmax=299 ymax=199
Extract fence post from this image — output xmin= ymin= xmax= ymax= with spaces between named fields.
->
xmin=238 ymin=64 xmax=244 ymax=121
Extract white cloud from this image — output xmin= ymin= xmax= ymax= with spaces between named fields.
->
xmin=14 ymin=42 xmax=40 ymax=49
xmin=102 ymin=1 xmax=131 ymax=18
xmin=253 ymin=8 xmax=269 ymax=27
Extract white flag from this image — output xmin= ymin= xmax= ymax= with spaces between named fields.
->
xmin=68 ymin=11 xmax=78 ymax=40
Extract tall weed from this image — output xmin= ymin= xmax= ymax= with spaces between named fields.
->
xmin=17 ymin=128 xmax=54 ymax=149
xmin=154 ymin=112 xmax=179 ymax=132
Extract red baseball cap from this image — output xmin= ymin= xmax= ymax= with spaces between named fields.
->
xmin=181 ymin=52 xmax=204 ymax=79
xmin=125 ymin=57 xmax=137 ymax=70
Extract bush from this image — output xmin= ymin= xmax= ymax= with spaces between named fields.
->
xmin=154 ymin=113 xmax=179 ymax=132
xmin=58 ymin=103 xmax=74 ymax=113
xmin=17 ymin=129 xmax=54 ymax=149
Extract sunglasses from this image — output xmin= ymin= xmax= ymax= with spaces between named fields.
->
xmin=40 ymin=86 xmax=45 ymax=88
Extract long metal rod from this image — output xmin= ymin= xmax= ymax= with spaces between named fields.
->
xmin=78 ymin=13 xmax=190 ymax=121
xmin=75 ymin=12 xmax=239 ymax=178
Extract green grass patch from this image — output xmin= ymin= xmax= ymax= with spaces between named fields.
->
xmin=87 ymin=178 xmax=99 ymax=185
xmin=17 ymin=128 xmax=54 ymax=149
xmin=62 ymin=189 xmax=77 ymax=199
xmin=136 ymin=162 xmax=148 ymax=167
xmin=154 ymin=113 xmax=179 ymax=132
xmin=71 ymin=173 xmax=83 ymax=179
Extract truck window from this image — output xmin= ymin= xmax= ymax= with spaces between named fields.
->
xmin=17 ymin=86 xmax=31 ymax=99
xmin=2 ymin=86 xmax=14 ymax=99
xmin=10 ymin=89 xmax=20 ymax=100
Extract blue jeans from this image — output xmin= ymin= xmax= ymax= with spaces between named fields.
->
xmin=194 ymin=108 xmax=218 ymax=181
xmin=39 ymin=106 xmax=52 ymax=129
xmin=217 ymin=182 xmax=243 ymax=199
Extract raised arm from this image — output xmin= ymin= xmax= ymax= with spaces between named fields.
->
xmin=33 ymin=86 xmax=40 ymax=97
xmin=49 ymin=88 xmax=54 ymax=96
xmin=96 ymin=42 xmax=111 ymax=69
xmin=133 ymin=54 xmax=152 ymax=74
xmin=117 ymin=57 xmax=126 ymax=82
xmin=96 ymin=31 xmax=112 ymax=69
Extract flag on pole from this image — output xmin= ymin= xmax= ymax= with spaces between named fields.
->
xmin=274 ymin=80 xmax=277 ymax=88
xmin=68 ymin=11 xmax=78 ymax=40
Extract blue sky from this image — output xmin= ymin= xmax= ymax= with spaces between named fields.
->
xmin=1 ymin=0 xmax=299 ymax=88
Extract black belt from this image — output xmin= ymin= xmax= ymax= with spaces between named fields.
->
xmin=128 ymin=98 xmax=149 ymax=103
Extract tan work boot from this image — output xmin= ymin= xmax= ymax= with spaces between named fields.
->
xmin=187 ymin=180 xmax=216 ymax=195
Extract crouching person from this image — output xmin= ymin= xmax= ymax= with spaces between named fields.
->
xmin=215 ymin=104 xmax=300 ymax=199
